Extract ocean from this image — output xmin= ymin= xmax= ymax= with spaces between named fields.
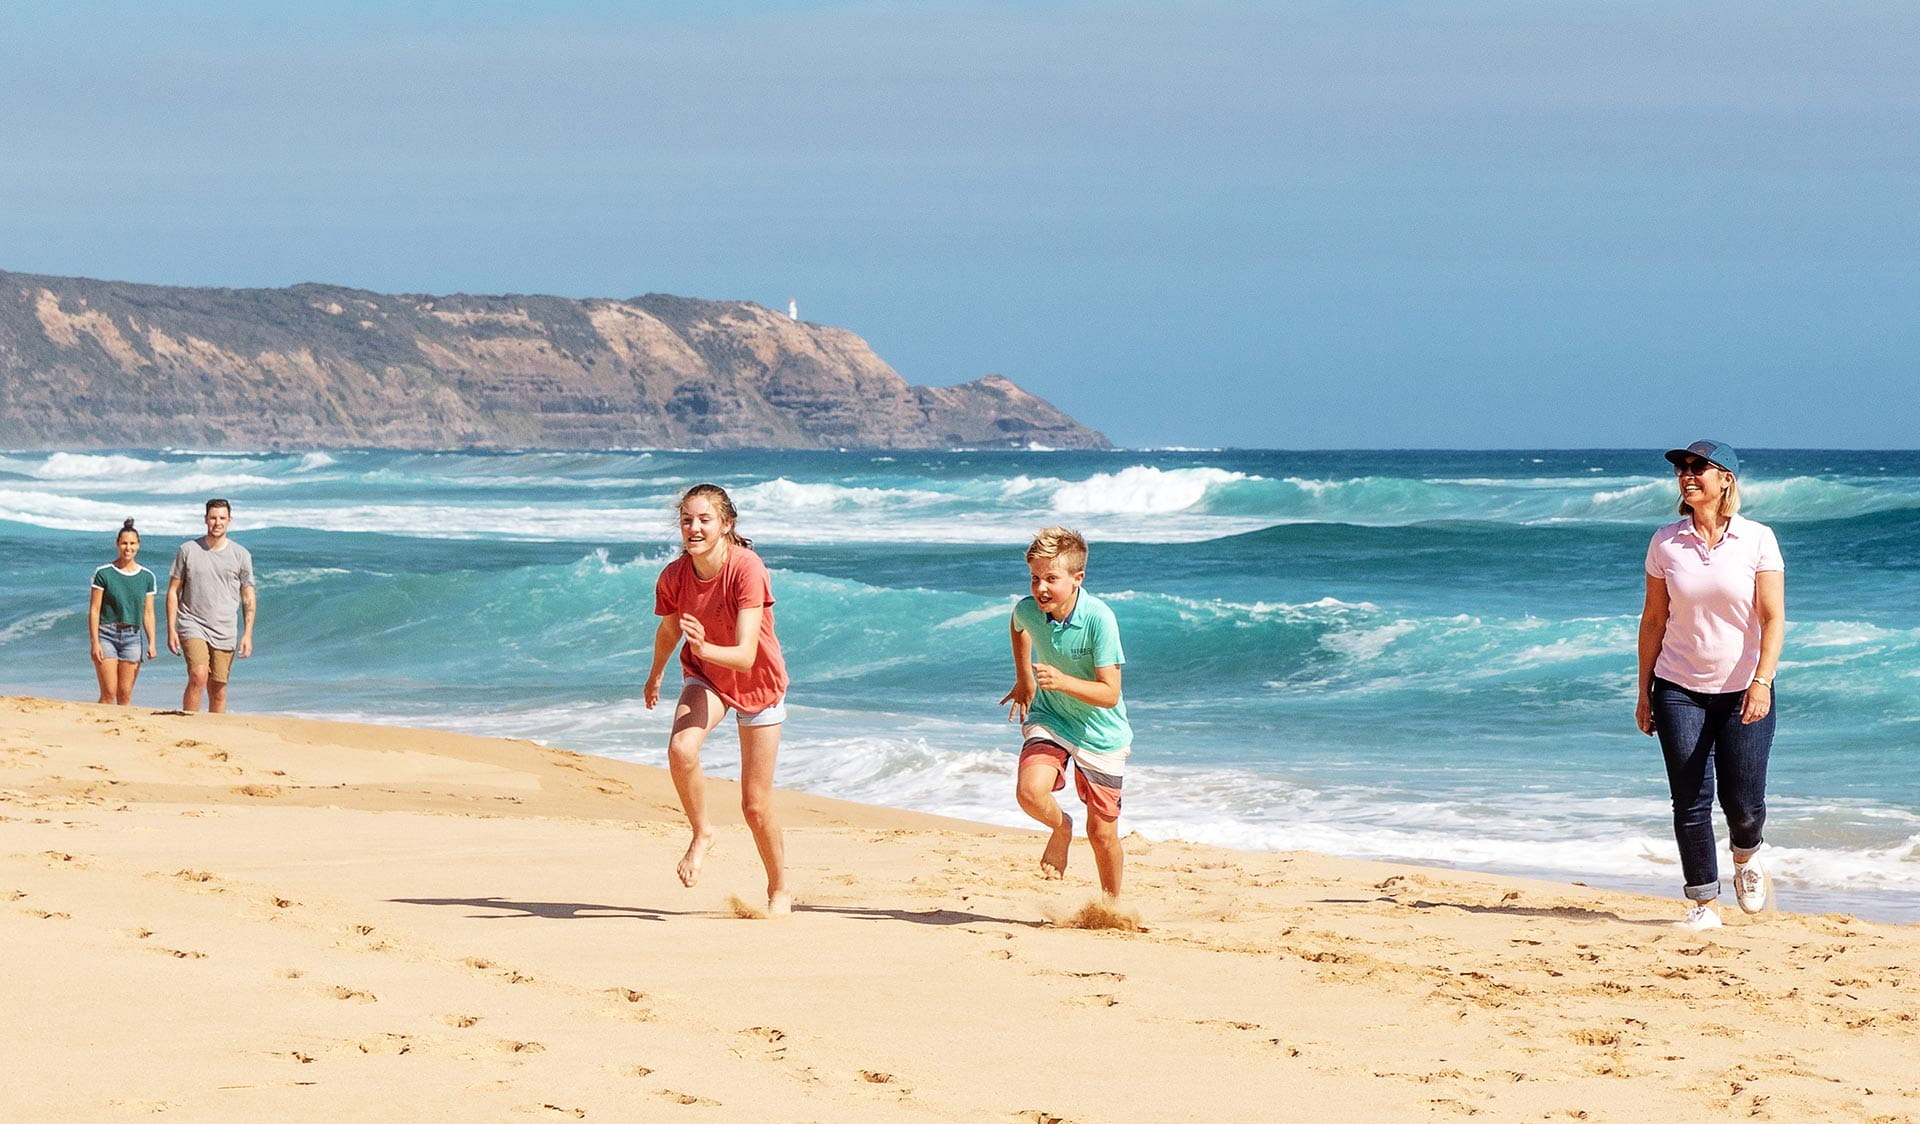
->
xmin=3 ymin=448 xmax=1916 ymax=922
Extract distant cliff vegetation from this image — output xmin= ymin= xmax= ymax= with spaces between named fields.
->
xmin=0 ymin=269 xmax=1108 ymax=451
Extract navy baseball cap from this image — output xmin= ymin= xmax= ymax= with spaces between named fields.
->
xmin=1665 ymin=439 xmax=1739 ymax=476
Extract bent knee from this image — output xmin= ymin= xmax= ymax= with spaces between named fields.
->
xmin=1015 ymin=781 xmax=1057 ymax=810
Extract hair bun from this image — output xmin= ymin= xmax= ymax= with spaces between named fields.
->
xmin=121 ymin=518 xmax=137 ymax=532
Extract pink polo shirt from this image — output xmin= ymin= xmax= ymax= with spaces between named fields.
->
xmin=1645 ymin=514 xmax=1784 ymax=693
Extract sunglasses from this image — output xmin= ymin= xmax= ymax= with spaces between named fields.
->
xmin=1672 ymin=458 xmax=1719 ymax=476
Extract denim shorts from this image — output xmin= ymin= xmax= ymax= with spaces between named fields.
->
xmin=97 ymin=623 xmax=144 ymax=663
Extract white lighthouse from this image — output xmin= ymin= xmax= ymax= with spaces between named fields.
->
xmin=788 ymin=298 xmax=798 ymax=321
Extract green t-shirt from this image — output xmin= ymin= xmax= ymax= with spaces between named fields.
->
xmin=1013 ymin=589 xmax=1132 ymax=754
xmin=92 ymin=564 xmax=157 ymax=627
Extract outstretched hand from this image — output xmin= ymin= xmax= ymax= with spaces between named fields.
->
xmin=999 ymin=679 xmax=1034 ymax=723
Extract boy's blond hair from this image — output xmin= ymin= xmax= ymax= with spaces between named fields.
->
xmin=1025 ymin=526 xmax=1088 ymax=572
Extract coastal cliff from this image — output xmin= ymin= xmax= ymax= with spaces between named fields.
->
xmin=0 ymin=270 xmax=1108 ymax=450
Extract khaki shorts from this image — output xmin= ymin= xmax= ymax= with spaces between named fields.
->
xmin=181 ymin=637 xmax=236 ymax=684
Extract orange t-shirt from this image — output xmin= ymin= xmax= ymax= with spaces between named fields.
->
xmin=654 ymin=546 xmax=789 ymax=712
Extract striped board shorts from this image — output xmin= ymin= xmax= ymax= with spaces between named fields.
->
xmin=1020 ymin=724 xmax=1129 ymax=820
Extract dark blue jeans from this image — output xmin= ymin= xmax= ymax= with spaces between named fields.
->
xmin=1652 ymin=677 xmax=1773 ymax=902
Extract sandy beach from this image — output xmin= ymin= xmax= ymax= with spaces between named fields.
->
xmin=2 ymin=695 xmax=1916 ymax=1122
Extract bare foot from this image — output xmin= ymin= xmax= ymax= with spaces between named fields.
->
xmin=677 ymin=831 xmax=715 ymax=887
xmin=767 ymin=891 xmax=792 ymax=916
xmin=1040 ymin=814 xmax=1072 ymax=880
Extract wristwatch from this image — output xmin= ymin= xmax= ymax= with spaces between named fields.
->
xmin=1751 ymin=675 xmax=1774 ymax=688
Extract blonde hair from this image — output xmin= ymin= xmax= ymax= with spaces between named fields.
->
xmin=1677 ymin=471 xmax=1741 ymax=518
xmin=1025 ymin=526 xmax=1088 ymax=572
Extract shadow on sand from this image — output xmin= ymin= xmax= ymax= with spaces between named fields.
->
xmin=795 ymin=904 xmax=1040 ymax=928
xmin=388 ymin=896 xmax=701 ymax=922
xmin=1324 ymin=895 xmax=1670 ymax=927
xmin=388 ymin=897 xmax=1040 ymax=928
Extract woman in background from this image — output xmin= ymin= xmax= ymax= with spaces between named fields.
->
xmin=89 ymin=518 xmax=158 ymax=705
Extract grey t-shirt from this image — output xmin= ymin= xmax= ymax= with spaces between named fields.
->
xmin=170 ymin=538 xmax=254 ymax=649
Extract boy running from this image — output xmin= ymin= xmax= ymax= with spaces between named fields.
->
xmin=999 ymin=526 xmax=1133 ymax=899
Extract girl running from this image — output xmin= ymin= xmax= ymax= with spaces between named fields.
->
xmin=89 ymin=518 xmax=158 ymax=705
xmin=644 ymin=484 xmax=792 ymax=914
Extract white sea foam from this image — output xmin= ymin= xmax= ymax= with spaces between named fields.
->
xmin=32 ymin=453 xmax=167 ymax=479
xmin=737 ymin=477 xmax=946 ymax=511
xmin=934 ymin=601 xmax=1020 ymax=631
xmin=1318 ymin=621 xmax=1417 ymax=661
xmin=0 ymin=490 xmax=208 ymax=535
xmin=1049 ymin=465 xmax=1249 ymax=515
xmin=255 ymin=567 xmax=353 ymax=588
xmin=0 ymin=609 xmax=70 ymax=645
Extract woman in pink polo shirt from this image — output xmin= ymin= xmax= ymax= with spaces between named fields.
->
xmin=644 ymin=483 xmax=792 ymax=915
xmin=1635 ymin=440 xmax=1785 ymax=931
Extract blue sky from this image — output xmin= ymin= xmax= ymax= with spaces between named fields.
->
xmin=2 ymin=1 xmax=1915 ymax=448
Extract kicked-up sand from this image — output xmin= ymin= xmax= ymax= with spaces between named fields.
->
xmin=2 ymin=695 xmax=1916 ymax=1122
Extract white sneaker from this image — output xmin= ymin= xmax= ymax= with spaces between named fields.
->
xmin=1675 ymin=902 xmax=1722 ymax=931
xmin=1733 ymin=858 xmax=1769 ymax=914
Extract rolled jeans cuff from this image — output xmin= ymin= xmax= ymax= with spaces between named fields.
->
xmin=1685 ymin=880 xmax=1720 ymax=903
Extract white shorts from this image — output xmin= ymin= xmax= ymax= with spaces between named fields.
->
xmin=683 ymin=675 xmax=788 ymax=727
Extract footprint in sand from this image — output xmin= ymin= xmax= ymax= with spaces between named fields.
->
xmin=441 ymin=1014 xmax=481 ymax=1029
xmin=463 ymin=956 xmax=537 ymax=985
xmin=732 ymin=1026 xmax=789 ymax=1062
xmin=606 ymin=987 xmax=654 ymax=1019
xmin=326 ymin=986 xmax=377 ymax=1003
xmin=1191 ymin=1018 xmax=1262 ymax=1031
xmin=656 ymin=1091 xmax=720 ymax=1107
xmin=498 ymin=1040 xmax=547 ymax=1055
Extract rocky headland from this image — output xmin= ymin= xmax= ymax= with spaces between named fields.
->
xmin=0 ymin=270 xmax=1107 ymax=450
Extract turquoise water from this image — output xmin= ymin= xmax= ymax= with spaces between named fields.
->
xmin=3 ymin=448 xmax=1917 ymax=921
